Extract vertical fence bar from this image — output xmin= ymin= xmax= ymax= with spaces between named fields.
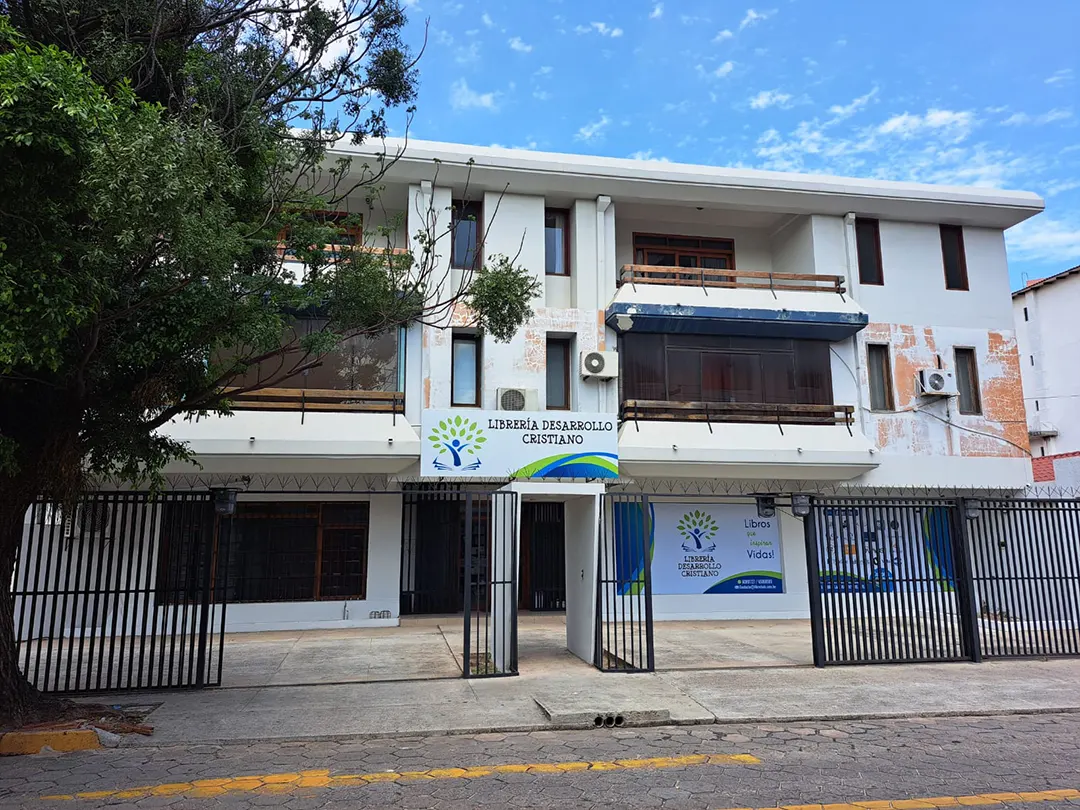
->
xmin=803 ymin=505 xmax=826 ymax=668
xmin=462 ymin=493 xmax=473 ymax=678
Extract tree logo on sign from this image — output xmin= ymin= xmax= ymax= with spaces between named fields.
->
xmin=678 ymin=510 xmax=719 ymax=552
xmin=429 ymin=415 xmax=486 ymax=471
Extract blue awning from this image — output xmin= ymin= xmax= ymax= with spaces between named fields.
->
xmin=606 ymin=301 xmax=868 ymax=341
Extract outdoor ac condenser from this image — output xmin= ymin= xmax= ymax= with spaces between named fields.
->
xmin=580 ymin=350 xmax=619 ymax=379
xmin=496 ymin=387 xmax=539 ymax=411
xmin=918 ymin=368 xmax=959 ymax=397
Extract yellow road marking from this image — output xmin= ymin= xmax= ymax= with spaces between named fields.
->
xmin=768 ymin=791 xmax=1080 ymax=810
xmin=40 ymin=753 xmax=761 ymax=801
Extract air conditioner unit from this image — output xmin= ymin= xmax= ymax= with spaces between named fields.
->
xmin=918 ymin=369 xmax=958 ymax=397
xmin=62 ymin=503 xmax=113 ymax=540
xmin=497 ymin=387 xmax=539 ymax=411
xmin=580 ymin=350 xmax=619 ymax=380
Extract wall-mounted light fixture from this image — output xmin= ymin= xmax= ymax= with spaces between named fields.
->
xmin=756 ymin=496 xmax=777 ymax=519
xmin=791 ymin=494 xmax=812 ymax=518
xmin=212 ymin=488 xmax=239 ymax=516
xmin=964 ymin=500 xmax=982 ymax=521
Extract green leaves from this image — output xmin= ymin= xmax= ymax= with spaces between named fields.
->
xmin=464 ymin=255 xmax=542 ymax=343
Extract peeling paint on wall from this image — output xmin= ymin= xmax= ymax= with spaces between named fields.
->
xmin=861 ymin=322 xmax=1028 ymax=460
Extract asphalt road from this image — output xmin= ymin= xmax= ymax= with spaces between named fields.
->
xmin=1 ymin=712 xmax=1079 ymax=809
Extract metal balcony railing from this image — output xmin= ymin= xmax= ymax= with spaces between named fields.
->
xmin=225 ymin=387 xmax=405 ymax=414
xmin=620 ymin=399 xmax=855 ymax=428
xmin=618 ymin=265 xmax=847 ymax=294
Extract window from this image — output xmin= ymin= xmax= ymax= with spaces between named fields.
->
xmin=855 ymin=218 xmax=884 ymax=285
xmin=1023 ymin=306 xmax=1029 ymax=322
xmin=545 ymin=209 xmax=570 ymax=276
xmin=1040 ymin=446 xmax=1046 ymax=457
xmin=1031 ymin=355 xmax=1035 ymax=366
xmin=940 ymin=224 xmax=968 ymax=290
xmin=955 ymin=348 xmax=982 ymax=415
xmin=1035 ymin=400 xmax=1040 ymax=412
xmin=546 ymin=337 xmax=571 ymax=409
xmin=451 ymin=200 xmax=482 ymax=270
xmin=867 ymin=344 xmax=895 ymax=411
xmin=451 ymin=333 xmax=481 ymax=407
xmin=633 ymin=233 xmax=735 ymax=270
xmin=620 ymin=334 xmax=833 ymax=406
xmin=158 ymin=502 xmax=369 ymax=604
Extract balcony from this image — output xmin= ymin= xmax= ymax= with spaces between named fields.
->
xmin=607 ymin=264 xmax=868 ymax=342
xmin=618 ymin=265 xmax=847 ymax=295
xmin=620 ymin=400 xmax=855 ymax=428
xmin=226 ymin=387 xmax=405 ymax=415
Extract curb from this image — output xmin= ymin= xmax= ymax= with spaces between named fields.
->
xmin=0 ymin=729 xmax=102 ymax=756
xmin=115 ymin=706 xmax=1080 ymax=749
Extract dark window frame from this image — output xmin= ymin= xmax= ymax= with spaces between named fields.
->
xmin=451 ymin=333 xmax=482 ymax=407
xmin=545 ymin=336 xmax=572 ymax=410
xmin=940 ymin=224 xmax=969 ymax=291
xmin=867 ymin=343 xmax=896 ymax=412
xmin=855 ymin=218 xmax=884 ymax=285
xmin=632 ymin=232 xmax=737 ymax=270
xmin=451 ymin=199 xmax=483 ymax=271
xmin=544 ymin=208 xmax=571 ymax=276
xmin=954 ymin=347 xmax=982 ymax=415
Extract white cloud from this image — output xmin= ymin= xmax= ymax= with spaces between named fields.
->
xmin=1001 ymin=109 xmax=1073 ymax=126
xmin=749 ymin=89 xmax=792 ymax=109
xmin=533 ymin=90 xmax=551 ymax=101
xmin=1045 ymin=179 xmax=1080 ymax=197
xmin=697 ymin=60 xmax=735 ymax=79
xmin=535 ymin=65 xmax=553 ymax=76
xmin=433 ymin=29 xmax=454 ymax=46
xmin=575 ymin=22 xmax=624 ymax=37
xmin=1045 ymin=69 xmax=1074 ymax=85
xmin=739 ymin=8 xmax=775 ymax=30
xmin=402 ymin=0 xmax=420 ymax=6
xmin=481 ymin=12 xmax=495 ymax=28
xmin=713 ymin=29 xmax=734 ymax=42
xmin=1007 ymin=216 xmax=1080 ymax=263
xmin=649 ymin=3 xmax=663 ymax=19
xmin=454 ymin=41 xmax=481 ymax=64
xmin=450 ymin=78 xmax=498 ymax=111
xmin=877 ymin=109 xmax=976 ymax=140
xmin=443 ymin=2 xmax=463 ymax=14
xmin=575 ymin=113 xmax=612 ymax=142
xmin=508 ymin=36 xmax=532 ymax=53
xmin=630 ymin=150 xmax=671 ymax=162
xmin=828 ymin=88 xmax=878 ymax=120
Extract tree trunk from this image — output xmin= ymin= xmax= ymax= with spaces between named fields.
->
xmin=0 ymin=490 xmax=41 ymax=729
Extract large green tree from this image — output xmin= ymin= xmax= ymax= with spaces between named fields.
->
xmin=0 ymin=0 xmax=537 ymax=725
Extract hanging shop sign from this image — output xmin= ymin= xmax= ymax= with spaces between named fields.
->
xmin=421 ymin=410 xmax=618 ymax=478
xmin=649 ymin=502 xmax=784 ymax=594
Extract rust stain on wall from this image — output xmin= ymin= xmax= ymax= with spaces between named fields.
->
xmin=423 ymin=376 xmax=431 ymax=409
xmin=864 ymin=322 xmax=1028 ymax=459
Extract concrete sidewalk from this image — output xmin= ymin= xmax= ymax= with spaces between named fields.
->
xmin=104 ymin=658 xmax=1080 ymax=747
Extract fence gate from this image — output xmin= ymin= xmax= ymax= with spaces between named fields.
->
xmin=462 ymin=491 xmax=518 ymax=678
xmin=804 ymin=497 xmax=979 ymax=666
xmin=13 ymin=492 xmax=228 ymax=694
xmin=967 ymin=499 xmax=1080 ymax=658
xmin=595 ymin=493 xmax=654 ymax=672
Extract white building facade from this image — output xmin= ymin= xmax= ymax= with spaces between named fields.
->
xmin=138 ymin=140 xmax=1041 ymax=651
xmin=1012 ymin=266 xmax=1080 ymax=485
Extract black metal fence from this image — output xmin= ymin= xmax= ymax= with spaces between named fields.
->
xmin=522 ymin=502 xmax=566 ymax=612
xmin=805 ymin=496 xmax=1080 ymax=666
xmin=595 ymin=493 xmax=654 ymax=672
xmin=13 ymin=492 xmax=227 ymax=693
xmin=400 ymin=486 xmax=518 ymax=678
xmin=968 ymin=499 xmax=1080 ymax=658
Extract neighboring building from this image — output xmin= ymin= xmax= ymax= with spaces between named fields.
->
xmin=23 ymin=140 xmax=1043 ymax=654
xmin=1012 ymin=264 xmax=1080 ymax=462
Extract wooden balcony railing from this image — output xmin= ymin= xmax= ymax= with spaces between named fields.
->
xmin=621 ymin=399 xmax=855 ymax=428
xmin=619 ymin=265 xmax=846 ymax=294
xmin=225 ymin=387 xmax=405 ymax=414
xmin=277 ymin=244 xmax=411 ymax=260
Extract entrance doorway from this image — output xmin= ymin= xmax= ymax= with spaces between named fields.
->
xmin=519 ymin=502 xmax=566 ymax=612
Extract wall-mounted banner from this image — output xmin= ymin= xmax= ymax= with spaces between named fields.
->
xmin=421 ymin=410 xmax=618 ymax=478
xmin=649 ymin=502 xmax=783 ymax=594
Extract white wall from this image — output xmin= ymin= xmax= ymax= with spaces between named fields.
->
xmin=771 ymin=215 xmax=815 ymax=276
xmin=563 ymin=494 xmax=599 ymax=662
xmin=1014 ymin=274 xmax=1080 ymax=456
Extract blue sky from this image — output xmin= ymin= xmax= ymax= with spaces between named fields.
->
xmin=393 ymin=0 xmax=1080 ymax=289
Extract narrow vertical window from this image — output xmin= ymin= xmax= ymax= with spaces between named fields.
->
xmin=955 ymin=348 xmax=982 ymax=415
xmin=1023 ymin=306 xmax=1029 ymax=322
xmin=451 ymin=334 xmax=481 ymax=407
xmin=855 ymin=218 xmax=884 ymax=285
xmin=940 ymin=224 xmax=968 ymax=291
xmin=545 ymin=209 xmax=570 ymax=276
xmin=867 ymin=344 xmax=895 ymax=411
xmin=546 ymin=337 xmax=571 ymax=409
xmin=451 ymin=200 xmax=482 ymax=270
